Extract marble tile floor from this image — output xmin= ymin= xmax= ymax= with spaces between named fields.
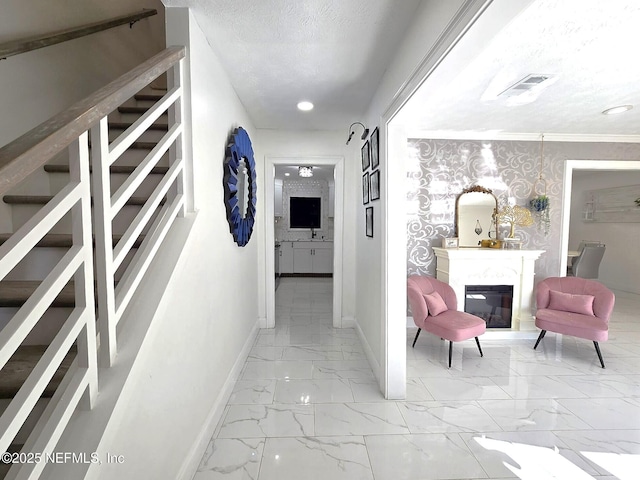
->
xmin=194 ymin=279 xmax=640 ymax=480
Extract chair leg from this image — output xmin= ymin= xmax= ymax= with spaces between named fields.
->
xmin=594 ymin=341 xmax=605 ymax=369
xmin=412 ymin=328 xmax=421 ymax=348
xmin=533 ymin=330 xmax=547 ymax=350
xmin=475 ymin=337 xmax=483 ymax=357
xmin=448 ymin=341 xmax=453 ymax=368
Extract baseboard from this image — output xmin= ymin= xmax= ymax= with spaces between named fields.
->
xmin=280 ymin=273 xmax=333 ymax=278
xmin=177 ymin=317 xmax=260 ymax=480
xmin=258 ymin=316 xmax=267 ymax=328
xmin=353 ymin=318 xmax=381 ymax=383
xmin=605 ymin=281 xmax=640 ymax=296
xmin=342 ymin=316 xmax=356 ymax=328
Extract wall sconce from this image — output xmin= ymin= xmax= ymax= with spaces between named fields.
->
xmin=346 ymin=122 xmax=369 ymax=145
xmin=298 ymin=166 xmax=313 ymax=177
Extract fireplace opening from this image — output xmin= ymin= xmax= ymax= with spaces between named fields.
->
xmin=465 ymin=285 xmax=513 ymax=328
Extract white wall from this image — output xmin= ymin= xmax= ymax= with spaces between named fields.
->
xmin=569 ymin=170 xmax=640 ymax=294
xmin=255 ymin=129 xmax=358 ymax=324
xmin=0 ymin=0 xmax=166 ymax=232
xmin=0 ymin=0 xmax=166 ymax=148
xmin=356 ymin=0 xmax=470 ymax=397
xmin=86 ymin=9 xmax=260 ymax=479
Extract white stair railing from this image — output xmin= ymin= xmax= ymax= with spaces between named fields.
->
xmin=0 ymin=46 xmax=188 ymax=477
xmin=93 ymin=65 xmax=187 ymax=366
xmin=0 ymin=133 xmax=97 ymax=478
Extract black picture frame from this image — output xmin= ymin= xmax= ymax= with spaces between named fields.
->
xmin=370 ymin=127 xmax=379 ymax=169
xmin=366 ymin=206 xmax=373 ymax=238
xmin=361 ymin=140 xmax=370 ymax=171
xmin=370 ymin=169 xmax=380 ymax=201
xmin=362 ymin=172 xmax=370 ymax=205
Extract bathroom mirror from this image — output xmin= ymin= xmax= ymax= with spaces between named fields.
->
xmin=455 ymin=186 xmax=498 ymax=247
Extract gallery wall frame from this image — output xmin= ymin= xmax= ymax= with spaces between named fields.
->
xmin=366 ymin=206 xmax=373 ymax=238
xmin=361 ymin=140 xmax=370 ymax=171
xmin=370 ymin=127 xmax=379 ymax=169
xmin=370 ymin=169 xmax=380 ymax=201
xmin=362 ymin=172 xmax=370 ymax=205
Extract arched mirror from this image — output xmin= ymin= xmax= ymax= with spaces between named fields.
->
xmin=455 ymin=186 xmax=498 ymax=247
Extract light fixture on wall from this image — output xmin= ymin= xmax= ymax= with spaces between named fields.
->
xmin=298 ymin=166 xmax=313 ymax=178
xmin=346 ymin=122 xmax=369 ymax=145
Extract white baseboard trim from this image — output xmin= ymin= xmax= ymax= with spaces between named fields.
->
xmin=177 ymin=318 xmax=260 ymax=480
xmin=606 ymin=282 xmax=640 ymax=296
xmin=342 ymin=316 xmax=356 ymax=328
xmin=353 ymin=317 xmax=381 ymax=383
xmin=258 ymin=315 xmax=267 ymax=328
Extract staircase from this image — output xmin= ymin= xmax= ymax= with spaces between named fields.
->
xmin=0 ymin=46 xmax=189 ymax=479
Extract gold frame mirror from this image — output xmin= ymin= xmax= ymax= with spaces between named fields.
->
xmin=455 ymin=186 xmax=498 ymax=247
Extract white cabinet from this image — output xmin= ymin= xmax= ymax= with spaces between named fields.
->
xmin=280 ymin=242 xmax=294 ymax=273
xmin=274 ymin=179 xmax=283 ymax=217
xmin=293 ymin=248 xmax=313 ymax=273
xmin=312 ymin=247 xmax=333 ymax=273
xmin=292 ymin=242 xmax=333 ymax=274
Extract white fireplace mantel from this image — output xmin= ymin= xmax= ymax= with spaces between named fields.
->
xmin=432 ymin=247 xmax=545 ymax=331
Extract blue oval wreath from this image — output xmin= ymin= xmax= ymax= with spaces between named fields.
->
xmin=223 ymin=127 xmax=257 ymax=246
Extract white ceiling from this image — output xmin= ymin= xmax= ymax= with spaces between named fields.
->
xmin=163 ymin=0 xmax=422 ymax=130
xmin=163 ymin=0 xmax=640 ymax=137
xmin=400 ymin=0 xmax=640 ymax=137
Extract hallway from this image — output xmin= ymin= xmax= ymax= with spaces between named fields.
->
xmin=193 ymin=278 xmax=640 ymax=479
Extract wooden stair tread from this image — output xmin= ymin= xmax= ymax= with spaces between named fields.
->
xmin=0 ymin=345 xmax=76 ymax=399
xmin=0 ymin=233 xmax=144 ymax=248
xmin=134 ymin=93 xmax=164 ymax=101
xmin=44 ymin=164 xmax=169 ymax=175
xmin=118 ymin=106 xmax=167 ymax=115
xmin=109 ymin=121 xmax=168 ymax=131
xmin=86 ymin=140 xmax=156 ymax=150
xmin=3 ymin=195 xmax=162 ymax=206
xmin=0 ymin=281 xmax=75 ymax=308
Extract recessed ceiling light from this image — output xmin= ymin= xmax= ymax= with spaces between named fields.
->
xmin=284 ymin=172 xmax=290 ymax=176
xmin=602 ymin=105 xmax=633 ymax=115
xmin=297 ymin=101 xmax=314 ymax=111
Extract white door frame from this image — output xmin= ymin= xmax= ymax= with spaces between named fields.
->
xmin=378 ymin=0 xmax=493 ymax=399
xmin=264 ymin=156 xmax=345 ymax=328
xmin=559 ymin=160 xmax=640 ymax=276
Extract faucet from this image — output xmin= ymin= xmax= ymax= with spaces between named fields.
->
xmin=311 ymin=228 xmax=317 ymax=239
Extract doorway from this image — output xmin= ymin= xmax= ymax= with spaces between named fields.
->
xmin=560 ymin=160 xmax=640 ymax=283
xmin=264 ymin=156 xmax=344 ymax=329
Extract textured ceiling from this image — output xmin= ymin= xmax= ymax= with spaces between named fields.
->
xmin=163 ymin=0 xmax=640 ymax=136
xmin=163 ymin=0 xmax=422 ymax=130
xmin=400 ymin=0 xmax=640 ymax=137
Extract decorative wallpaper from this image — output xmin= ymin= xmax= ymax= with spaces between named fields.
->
xmin=275 ymin=179 xmax=334 ymax=241
xmin=406 ymin=138 xmax=640 ymax=281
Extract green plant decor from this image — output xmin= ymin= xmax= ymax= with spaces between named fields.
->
xmin=529 ymin=195 xmax=550 ymax=236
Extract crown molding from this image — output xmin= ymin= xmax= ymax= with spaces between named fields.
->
xmin=405 ymin=130 xmax=640 ymax=143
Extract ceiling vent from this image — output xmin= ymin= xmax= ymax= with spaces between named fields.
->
xmin=499 ymin=74 xmax=553 ymax=97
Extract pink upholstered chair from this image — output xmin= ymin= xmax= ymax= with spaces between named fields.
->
xmin=534 ymin=277 xmax=615 ymax=368
xmin=407 ymin=275 xmax=486 ymax=368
